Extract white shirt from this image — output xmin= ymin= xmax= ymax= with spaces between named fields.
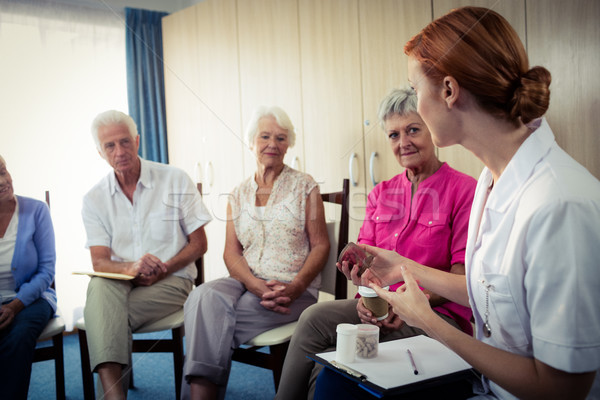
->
xmin=465 ymin=119 xmax=600 ymax=399
xmin=82 ymin=158 xmax=211 ymax=282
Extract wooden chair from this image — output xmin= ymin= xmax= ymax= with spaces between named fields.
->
xmin=33 ymin=299 xmax=66 ymax=400
xmin=33 ymin=190 xmax=66 ymax=400
xmin=75 ymin=184 xmax=204 ymax=400
xmin=229 ymin=178 xmax=350 ymax=390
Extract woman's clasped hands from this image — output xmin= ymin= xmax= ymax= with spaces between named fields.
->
xmin=255 ymin=279 xmax=303 ymax=315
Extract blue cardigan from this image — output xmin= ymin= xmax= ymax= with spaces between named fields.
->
xmin=11 ymin=196 xmax=57 ymax=312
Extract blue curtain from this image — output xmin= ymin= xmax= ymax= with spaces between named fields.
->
xmin=125 ymin=7 xmax=169 ymax=163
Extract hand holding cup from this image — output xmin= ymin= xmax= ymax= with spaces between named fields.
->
xmin=358 ymin=285 xmax=390 ymax=320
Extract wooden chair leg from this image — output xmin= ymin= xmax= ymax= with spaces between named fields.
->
xmin=270 ymin=342 xmax=290 ymax=391
xmin=129 ymin=365 xmax=135 ymax=389
xmin=173 ymin=326 xmax=185 ymax=400
xmin=52 ymin=334 xmax=66 ymax=400
xmin=78 ymin=329 xmax=96 ymax=400
xmin=77 ymin=321 xmax=186 ymax=399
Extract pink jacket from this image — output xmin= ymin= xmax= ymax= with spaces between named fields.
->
xmin=358 ymin=163 xmax=476 ymax=334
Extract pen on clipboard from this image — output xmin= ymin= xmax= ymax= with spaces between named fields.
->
xmin=406 ymin=349 xmax=419 ymax=375
xmin=330 ymin=360 xmax=368 ymax=382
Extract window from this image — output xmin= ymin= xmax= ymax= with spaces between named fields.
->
xmin=0 ymin=0 xmax=128 ymax=329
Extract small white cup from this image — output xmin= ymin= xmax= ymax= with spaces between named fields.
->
xmin=336 ymin=323 xmax=358 ymax=363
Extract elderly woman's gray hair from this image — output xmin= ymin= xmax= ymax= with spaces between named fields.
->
xmin=377 ymin=87 xmax=418 ymax=129
xmin=244 ymin=106 xmax=296 ymax=148
xmin=0 ymin=154 xmax=5 ymax=166
xmin=91 ymin=110 xmax=138 ymax=150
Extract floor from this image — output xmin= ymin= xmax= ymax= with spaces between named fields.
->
xmin=29 ymin=332 xmax=276 ymax=400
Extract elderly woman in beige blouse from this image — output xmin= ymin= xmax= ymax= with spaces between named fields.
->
xmin=181 ymin=106 xmax=330 ymax=400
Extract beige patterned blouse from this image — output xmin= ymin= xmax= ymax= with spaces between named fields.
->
xmin=230 ymin=165 xmax=321 ymax=289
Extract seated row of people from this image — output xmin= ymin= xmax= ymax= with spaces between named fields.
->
xmin=0 ymin=85 xmax=474 ymax=400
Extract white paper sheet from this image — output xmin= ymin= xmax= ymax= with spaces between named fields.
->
xmin=316 ymin=334 xmax=473 ymax=390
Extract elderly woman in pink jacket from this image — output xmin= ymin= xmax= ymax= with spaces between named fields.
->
xmin=275 ymin=88 xmax=477 ymax=400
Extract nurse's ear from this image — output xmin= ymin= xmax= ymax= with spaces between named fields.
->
xmin=441 ymin=76 xmax=460 ymax=110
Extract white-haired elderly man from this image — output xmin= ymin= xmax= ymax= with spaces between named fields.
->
xmin=82 ymin=110 xmax=211 ymax=399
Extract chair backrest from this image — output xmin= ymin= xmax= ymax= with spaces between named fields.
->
xmin=319 ymin=179 xmax=350 ymax=300
xmin=194 ymin=183 xmax=204 ymax=286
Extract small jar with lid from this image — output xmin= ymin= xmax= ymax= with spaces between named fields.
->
xmin=355 ymin=324 xmax=379 ymax=359
xmin=336 ymin=323 xmax=358 ymax=363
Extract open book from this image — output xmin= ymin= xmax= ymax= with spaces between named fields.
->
xmin=72 ymin=271 xmax=134 ymax=280
xmin=311 ymin=335 xmax=474 ymax=396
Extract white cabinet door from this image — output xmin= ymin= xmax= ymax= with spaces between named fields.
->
xmin=299 ymin=0 xmax=366 ymax=242
xmin=527 ymin=0 xmax=600 ymax=179
xmin=164 ymin=0 xmax=244 ymax=282
xmin=359 ymin=0 xmax=432 ymax=192
xmin=163 ymin=8 xmax=204 ymax=181
xmin=237 ymin=0 xmax=305 ymax=177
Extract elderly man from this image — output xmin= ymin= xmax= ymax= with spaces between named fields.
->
xmin=81 ymin=110 xmax=210 ymax=400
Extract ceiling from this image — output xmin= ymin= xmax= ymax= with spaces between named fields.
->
xmin=52 ymin=0 xmax=205 ymax=14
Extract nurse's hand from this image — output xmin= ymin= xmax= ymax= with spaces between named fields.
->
xmin=356 ymin=244 xmax=408 ymax=287
xmin=371 ymin=267 xmax=434 ymax=331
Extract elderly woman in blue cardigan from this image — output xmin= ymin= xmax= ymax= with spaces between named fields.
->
xmin=0 ymin=155 xmax=57 ymax=399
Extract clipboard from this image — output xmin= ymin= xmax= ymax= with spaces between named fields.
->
xmin=310 ymin=335 xmax=475 ymax=397
xmin=72 ymin=271 xmax=134 ymax=280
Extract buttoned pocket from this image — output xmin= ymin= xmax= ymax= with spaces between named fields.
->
xmin=412 ymin=213 xmax=449 ymax=247
xmin=372 ymin=212 xmax=395 ymax=248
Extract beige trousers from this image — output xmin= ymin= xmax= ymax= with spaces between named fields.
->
xmin=83 ymin=274 xmax=192 ymax=395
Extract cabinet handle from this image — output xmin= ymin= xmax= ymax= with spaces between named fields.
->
xmin=349 ymin=153 xmax=359 ymax=187
xmin=291 ymin=156 xmax=301 ymax=170
xmin=195 ymin=162 xmax=203 ymax=184
xmin=369 ymin=151 xmax=379 ymax=186
xmin=205 ymin=161 xmax=214 ymax=188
